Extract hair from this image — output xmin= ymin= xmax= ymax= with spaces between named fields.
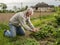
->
xmin=26 ymin=8 xmax=34 ymax=15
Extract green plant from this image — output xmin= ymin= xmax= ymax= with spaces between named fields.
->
xmin=31 ymin=24 xmax=58 ymax=40
xmin=55 ymin=15 xmax=60 ymax=25
xmin=0 ymin=23 xmax=40 ymax=45
xmin=0 ymin=23 xmax=9 ymax=30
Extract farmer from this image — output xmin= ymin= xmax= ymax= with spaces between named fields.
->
xmin=4 ymin=8 xmax=37 ymax=37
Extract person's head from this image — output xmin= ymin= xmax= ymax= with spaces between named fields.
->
xmin=26 ymin=8 xmax=34 ymax=17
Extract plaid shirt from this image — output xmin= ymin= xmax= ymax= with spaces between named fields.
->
xmin=9 ymin=12 xmax=34 ymax=31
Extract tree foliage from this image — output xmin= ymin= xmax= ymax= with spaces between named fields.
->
xmin=0 ymin=3 xmax=7 ymax=10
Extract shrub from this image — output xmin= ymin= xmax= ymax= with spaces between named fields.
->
xmin=31 ymin=24 xmax=57 ymax=40
xmin=2 ymin=37 xmax=40 ymax=45
xmin=15 ymin=38 xmax=40 ymax=45
xmin=55 ymin=15 xmax=60 ymax=25
xmin=0 ymin=23 xmax=9 ymax=30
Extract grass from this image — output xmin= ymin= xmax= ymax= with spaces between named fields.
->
xmin=31 ymin=14 xmax=60 ymax=45
xmin=0 ymin=29 xmax=40 ymax=45
xmin=0 ymin=12 xmax=60 ymax=45
xmin=0 ymin=18 xmax=40 ymax=45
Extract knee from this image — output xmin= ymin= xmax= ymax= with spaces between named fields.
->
xmin=11 ymin=33 xmax=16 ymax=37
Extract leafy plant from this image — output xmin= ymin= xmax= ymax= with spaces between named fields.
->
xmin=31 ymin=24 xmax=58 ymax=40
xmin=55 ymin=15 xmax=60 ymax=25
xmin=0 ymin=23 xmax=9 ymax=30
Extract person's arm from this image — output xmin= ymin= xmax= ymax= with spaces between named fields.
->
xmin=19 ymin=17 xmax=33 ymax=31
xmin=27 ymin=17 xmax=35 ymax=29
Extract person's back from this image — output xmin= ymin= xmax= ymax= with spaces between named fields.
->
xmin=9 ymin=12 xmax=24 ymax=26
